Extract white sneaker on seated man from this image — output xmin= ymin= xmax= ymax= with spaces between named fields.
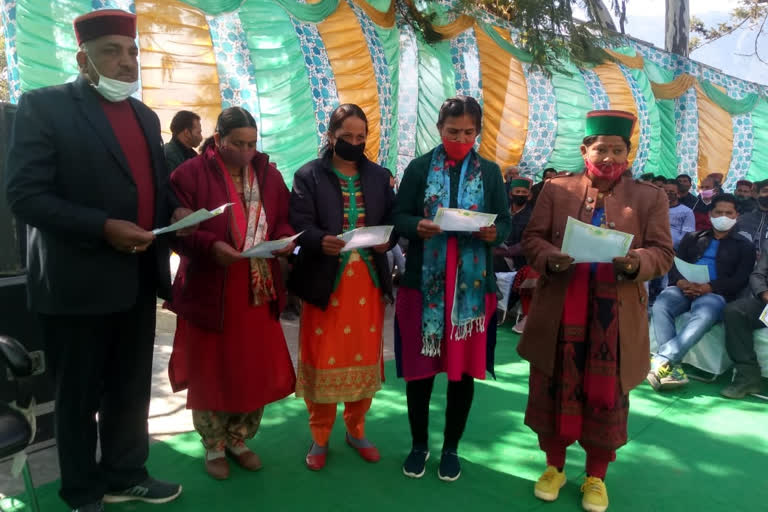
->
xmin=648 ymin=194 xmax=756 ymax=391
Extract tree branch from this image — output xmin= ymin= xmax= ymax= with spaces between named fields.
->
xmin=690 ymin=16 xmax=750 ymax=51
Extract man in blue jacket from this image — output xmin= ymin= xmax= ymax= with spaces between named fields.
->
xmin=648 ymin=193 xmax=755 ymax=391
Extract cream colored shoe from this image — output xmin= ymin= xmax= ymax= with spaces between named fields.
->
xmin=534 ymin=465 xmax=567 ymax=501
xmin=581 ymin=476 xmax=609 ymax=512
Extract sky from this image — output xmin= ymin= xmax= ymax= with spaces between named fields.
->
xmin=572 ymin=0 xmax=768 ymax=86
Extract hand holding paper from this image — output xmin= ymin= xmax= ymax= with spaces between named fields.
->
xmin=338 ymin=225 xmax=394 ymax=252
xmin=433 ymin=208 xmax=496 ymax=232
xmin=241 ymin=232 xmax=303 ymax=259
xmin=673 ymin=257 xmax=710 ymax=284
xmin=153 ymin=203 xmax=233 ymax=235
xmin=560 ymin=216 xmax=634 ymax=263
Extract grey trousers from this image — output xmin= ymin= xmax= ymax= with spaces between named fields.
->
xmin=723 ymin=296 xmax=764 ymax=369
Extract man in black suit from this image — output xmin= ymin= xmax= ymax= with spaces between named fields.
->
xmin=5 ymin=9 xmax=193 ymax=512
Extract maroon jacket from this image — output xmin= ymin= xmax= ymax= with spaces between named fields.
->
xmin=166 ymin=147 xmax=294 ymax=331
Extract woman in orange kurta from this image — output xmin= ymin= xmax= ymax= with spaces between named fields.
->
xmin=289 ymin=104 xmax=395 ymax=471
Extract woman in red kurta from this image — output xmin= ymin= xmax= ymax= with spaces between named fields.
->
xmin=167 ymin=107 xmax=296 ymax=480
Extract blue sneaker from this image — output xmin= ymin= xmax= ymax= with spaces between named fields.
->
xmin=438 ymin=451 xmax=461 ymax=482
xmin=402 ymin=447 xmax=430 ymax=478
xmin=103 ymin=477 xmax=181 ymax=504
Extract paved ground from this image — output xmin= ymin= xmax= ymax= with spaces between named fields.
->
xmin=0 ymin=302 xmax=397 ymax=498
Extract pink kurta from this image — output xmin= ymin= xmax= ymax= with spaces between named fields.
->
xmin=395 ymin=237 xmax=496 ymax=381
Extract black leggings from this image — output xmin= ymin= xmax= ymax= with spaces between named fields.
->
xmin=406 ymin=374 xmax=474 ymax=453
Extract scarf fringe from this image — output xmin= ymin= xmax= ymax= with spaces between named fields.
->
xmin=420 ymin=334 xmax=442 ymax=357
xmin=451 ymin=316 xmax=486 ymax=342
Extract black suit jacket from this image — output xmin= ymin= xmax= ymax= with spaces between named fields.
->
xmin=288 ymin=151 xmax=395 ymax=309
xmin=4 ymin=75 xmax=178 ymax=314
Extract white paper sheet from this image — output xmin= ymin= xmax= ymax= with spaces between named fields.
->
xmin=561 ymin=216 xmax=634 ymax=263
xmin=759 ymin=304 xmax=768 ymax=328
xmin=339 ymin=225 xmax=394 ymax=252
xmin=673 ymin=256 xmax=711 ymax=284
xmin=152 ymin=203 xmax=233 ymax=235
xmin=240 ymin=232 xmax=303 ymax=259
xmin=433 ymin=208 xmax=497 ymax=232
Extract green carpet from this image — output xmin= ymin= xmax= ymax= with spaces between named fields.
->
xmin=8 ymin=329 xmax=768 ymax=512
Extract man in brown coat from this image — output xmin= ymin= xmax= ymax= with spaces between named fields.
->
xmin=517 ymin=110 xmax=673 ymax=512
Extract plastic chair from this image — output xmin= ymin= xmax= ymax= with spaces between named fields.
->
xmin=0 ymin=335 xmax=40 ymax=512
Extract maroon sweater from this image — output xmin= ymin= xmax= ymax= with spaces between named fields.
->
xmin=167 ymin=147 xmax=294 ymax=331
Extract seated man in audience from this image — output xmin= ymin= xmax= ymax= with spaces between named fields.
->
xmin=530 ymin=167 xmax=556 ymax=206
xmin=649 ymin=179 xmax=696 ymax=305
xmin=666 ymin=179 xmax=696 ymax=250
xmin=690 ymin=174 xmax=719 ymax=231
xmin=721 ymin=245 xmax=768 ymax=399
xmin=735 ymin=179 xmax=768 ymax=252
xmin=676 ymin=173 xmax=697 ymax=209
xmin=648 ymin=193 xmax=755 ymax=391
xmin=735 ymin=179 xmax=757 ymax=214
xmin=494 ymin=178 xmax=535 ymax=333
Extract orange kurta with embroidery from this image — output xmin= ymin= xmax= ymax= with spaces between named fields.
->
xmin=295 ymin=170 xmax=385 ymax=403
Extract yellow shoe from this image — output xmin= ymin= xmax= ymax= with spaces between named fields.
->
xmin=534 ymin=465 xmax=567 ymax=502
xmin=581 ymin=476 xmax=609 ymax=512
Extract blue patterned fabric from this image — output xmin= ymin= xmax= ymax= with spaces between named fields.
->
xmin=619 ymin=64 xmax=651 ymax=176
xmin=518 ymin=64 xmax=557 ymax=178
xmin=208 ymin=11 xmax=263 ymax=149
xmin=581 ymin=69 xmax=611 ymax=110
xmin=289 ymin=15 xmax=339 ymax=149
xmin=347 ymin=0 xmax=392 ymax=166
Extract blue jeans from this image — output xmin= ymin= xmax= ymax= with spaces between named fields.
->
xmin=651 ymin=286 xmax=726 ymax=365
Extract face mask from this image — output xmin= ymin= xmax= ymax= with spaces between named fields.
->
xmin=218 ymin=144 xmax=255 ymax=168
xmin=87 ymin=56 xmax=139 ymax=102
xmin=667 ymin=193 xmax=678 ymax=203
xmin=584 ymin=159 xmax=628 ymax=182
xmin=511 ymin=195 xmax=528 ymax=206
xmin=442 ymin=138 xmax=475 ymax=162
xmin=334 ymin=138 xmax=366 ymax=162
xmin=759 ymin=197 xmax=768 ymax=209
xmin=700 ymin=189 xmax=715 ymax=200
xmin=710 ymin=215 xmax=737 ymax=232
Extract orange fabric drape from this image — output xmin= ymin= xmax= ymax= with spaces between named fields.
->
xmin=592 ymin=62 xmax=640 ymax=165
xmin=650 ymin=74 xmax=697 ymax=99
xmin=433 ymin=15 xmax=476 ymax=39
xmin=604 ymin=48 xmax=644 ymax=69
xmin=695 ymin=84 xmax=733 ymax=185
xmin=475 ymin=25 xmax=528 ymax=172
xmin=316 ymin=0 xmax=381 ymax=161
xmin=135 ymin=0 xmax=222 ymax=141
xmin=351 ymin=0 xmax=395 ymax=28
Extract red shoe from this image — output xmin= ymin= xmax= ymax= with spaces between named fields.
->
xmin=346 ymin=434 xmax=381 ymax=463
xmin=305 ymin=444 xmax=327 ymax=471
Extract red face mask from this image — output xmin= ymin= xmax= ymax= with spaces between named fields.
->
xmin=584 ymin=159 xmax=628 ymax=182
xmin=442 ymin=138 xmax=475 ymax=162
xmin=219 ymin=145 xmax=255 ymax=168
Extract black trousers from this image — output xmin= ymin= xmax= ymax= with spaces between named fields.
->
xmin=723 ymin=296 xmax=764 ymax=369
xmin=40 ymin=282 xmax=156 ymax=508
xmin=406 ymin=374 xmax=474 ymax=453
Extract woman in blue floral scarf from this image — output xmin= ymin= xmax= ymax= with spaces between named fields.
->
xmin=393 ymin=96 xmax=511 ymax=482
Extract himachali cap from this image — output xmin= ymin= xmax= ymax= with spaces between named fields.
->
xmin=508 ymin=178 xmax=532 ymax=189
xmin=585 ymin=110 xmax=636 ymax=140
xmin=74 ymin=9 xmax=137 ymax=46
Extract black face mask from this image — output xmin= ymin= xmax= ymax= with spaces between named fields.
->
xmin=334 ymin=138 xmax=366 ymax=162
xmin=759 ymin=196 xmax=768 ymax=209
xmin=511 ymin=195 xmax=528 ymax=206
xmin=666 ymin=193 xmax=678 ymax=203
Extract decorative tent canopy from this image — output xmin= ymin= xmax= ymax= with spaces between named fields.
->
xmin=2 ymin=0 xmax=767 ymax=188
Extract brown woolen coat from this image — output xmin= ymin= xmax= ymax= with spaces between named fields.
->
xmin=517 ymin=172 xmax=674 ymax=394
